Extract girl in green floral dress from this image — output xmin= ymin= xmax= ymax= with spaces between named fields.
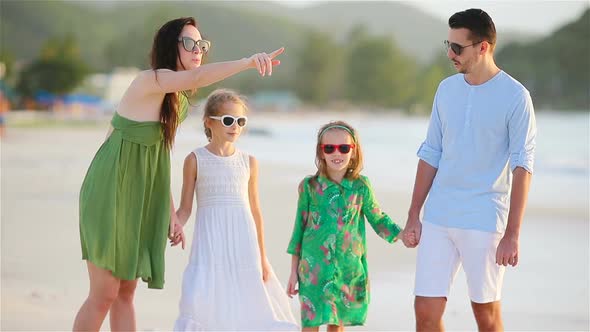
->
xmin=286 ymin=121 xmax=407 ymax=331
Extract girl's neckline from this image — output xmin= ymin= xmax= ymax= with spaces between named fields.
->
xmin=203 ymin=146 xmax=238 ymax=158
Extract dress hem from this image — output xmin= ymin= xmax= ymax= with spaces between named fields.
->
xmin=81 ymin=257 xmax=164 ymax=289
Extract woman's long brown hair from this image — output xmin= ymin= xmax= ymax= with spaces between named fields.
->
xmin=150 ymin=17 xmax=196 ymax=150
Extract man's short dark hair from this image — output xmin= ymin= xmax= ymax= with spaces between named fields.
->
xmin=449 ymin=9 xmax=497 ymax=48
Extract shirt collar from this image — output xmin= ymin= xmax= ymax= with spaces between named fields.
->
xmin=317 ymin=174 xmax=354 ymax=190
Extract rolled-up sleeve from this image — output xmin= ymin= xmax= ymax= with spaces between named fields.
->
xmin=508 ymin=90 xmax=536 ymax=173
xmin=417 ymin=88 xmax=443 ymax=168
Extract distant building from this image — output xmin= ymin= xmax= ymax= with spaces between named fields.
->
xmin=79 ymin=67 xmax=140 ymax=113
xmin=0 ymin=80 xmax=14 ymax=113
xmin=102 ymin=67 xmax=140 ymax=112
xmin=30 ymin=67 xmax=141 ymax=117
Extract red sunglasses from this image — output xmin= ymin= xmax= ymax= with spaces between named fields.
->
xmin=320 ymin=144 xmax=356 ymax=154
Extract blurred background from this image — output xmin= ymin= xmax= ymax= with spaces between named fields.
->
xmin=1 ymin=0 xmax=589 ymax=331
xmin=1 ymin=0 xmax=589 ymax=114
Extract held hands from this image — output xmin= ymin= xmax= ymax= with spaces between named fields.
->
xmin=399 ymin=228 xmax=417 ymax=247
xmin=168 ymin=212 xmax=186 ymax=249
xmin=286 ymin=272 xmax=299 ymax=298
xmin=401 ymin=214 xmax=422 ymax=248
xmin=496 ymin=233 xmax=519 ymax=267
xmin=247 ymin=47 xmax=284 ymax=77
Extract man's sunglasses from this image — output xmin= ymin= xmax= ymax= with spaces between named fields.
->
xmin=178 ymin=36 xmax=211 ymax=54
xmin=209 ymin=115 xmax=248 ymax=128
xmin=320 ymin=144 xmax=355 ymax=154
xmin=444 ymin=40 xmax=482 ymax=56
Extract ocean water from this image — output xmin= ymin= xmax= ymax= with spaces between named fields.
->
xmin=178 ymin=111 xmax=589 ymax=210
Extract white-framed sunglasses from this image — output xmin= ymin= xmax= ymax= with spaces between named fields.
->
xmin=209 ymin=115 xmax=248 ymax=127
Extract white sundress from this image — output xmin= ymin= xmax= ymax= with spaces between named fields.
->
xmin=174 ymin=147 xmax=299 ymax=331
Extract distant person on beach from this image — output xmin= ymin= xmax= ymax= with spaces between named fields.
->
xmin=402 ymin=8 xmax=536 ymax=331
xmin=286 ymin=121 xmax=409 ymax=332
xmin=73 ymin=17 xmax=284 ymax=331
xmin=172 ymin=88 xmax=298 ymax=331
xmin=0 ymin=90 xmax=8 ymax=138
xmin=0 ymin=108 xmax=5 ymax=138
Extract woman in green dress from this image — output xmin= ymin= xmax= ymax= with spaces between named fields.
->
xmin=286 ymin=121 xmax=408 ymax=331
xmin=73 ymin=17 xmax=284 ymax=331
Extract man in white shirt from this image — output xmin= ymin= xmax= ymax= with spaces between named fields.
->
xmin=403 ymin=8 xmax=536 ymax=331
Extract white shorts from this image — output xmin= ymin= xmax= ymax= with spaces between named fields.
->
xmin=414 ymin=221 xmax=506 ymax=303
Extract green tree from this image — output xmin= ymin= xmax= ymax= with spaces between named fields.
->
xmin=347 ymin=24 xmax=370 ymax=45
xmin=0 ymin=50 xmax=16 ymax=83
xmin=294 ymin=31 xmax=343 ymax=104
xmin=16 ymin=35 xmax=89 ymax=98
xmin=497 ymin=8 xmax=589 ymax=110
xmin=411 ymin=54 xmax=455 ymax=114
xmin=345 ymin=34 xmax=417 ymax=108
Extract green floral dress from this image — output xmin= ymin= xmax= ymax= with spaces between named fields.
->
xmin=287 ymin=175 xmax=401 ymax=327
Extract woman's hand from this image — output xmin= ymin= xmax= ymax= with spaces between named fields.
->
xmin=248 ymin=47 xmax=284 ymax=77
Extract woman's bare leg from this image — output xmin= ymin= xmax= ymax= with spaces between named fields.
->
xmin=72 ymin=261 xmax=120 ymax=331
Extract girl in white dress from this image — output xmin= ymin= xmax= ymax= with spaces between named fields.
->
xmin=173 ymin=89 xmax=298 ymax=331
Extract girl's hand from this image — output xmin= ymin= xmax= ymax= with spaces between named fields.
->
xmin=286 ymin=272 xmax=299 ymax=298
xmin=406 ymin=231 xmax=417 ymax=247
xmin=169 ymin=212 xmax=186 ymax=249
xmin=402 ymin=215 xmax=422 ymax=248
xmin=170 ymin=222 xmax=185 ymax=249
xmin=261 ymin=257 xmax=271 ymax=282
xmin=399 ymin=228 xmax=417 ymax=248
xmin=248 ymin=47 xmax=284 ymax=77
xmin=168 ymin=212 xmax=177 ymax=240
xmin=405 ymin=229 xmax=417 ymax=241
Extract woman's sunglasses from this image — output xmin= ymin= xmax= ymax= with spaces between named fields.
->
xmin=444 ymin=40 xmax=482 ymax=56
xmin=178 ymin=36 xmax=211 ymax=54
xmin=320 ymin=144 xmax=355 ymax=154
xmin=209 ymin=115 xmax=248 ymax=128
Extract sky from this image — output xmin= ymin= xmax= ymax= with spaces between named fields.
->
xmin=275 ymin=0 xmax=589 ymax=35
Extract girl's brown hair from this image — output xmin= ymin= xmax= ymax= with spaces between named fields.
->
xmin=202 ymin=89 xmax=248 ymax=142
xmin=150 ymin=17 xmax=197 ymax=150
xmin=314 ymin=121 xmax=364 ymax=180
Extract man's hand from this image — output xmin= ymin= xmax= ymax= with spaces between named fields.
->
xmin=496 ymin=233 xmax=519 ymax=266
xmin=402 ymin=214 xmax=422 ymax=248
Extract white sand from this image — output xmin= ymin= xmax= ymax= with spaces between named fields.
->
xmin=1 ymin=119 xmax=588 ymax=331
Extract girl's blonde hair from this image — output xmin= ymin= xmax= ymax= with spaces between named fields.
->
xmin=314 ymin=121 xmax=364 ymax=180
xmin=202 ymin=89 xmax=248 ymax=142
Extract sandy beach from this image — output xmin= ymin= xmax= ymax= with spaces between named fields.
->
xmin=1 ymin=112 xmax=588 ymax=331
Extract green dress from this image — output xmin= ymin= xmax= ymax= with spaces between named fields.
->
xmin=287 ymin=175 xmax=401 ymax=327
xmin=79 ymin=95 xmax=188 ymax=289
